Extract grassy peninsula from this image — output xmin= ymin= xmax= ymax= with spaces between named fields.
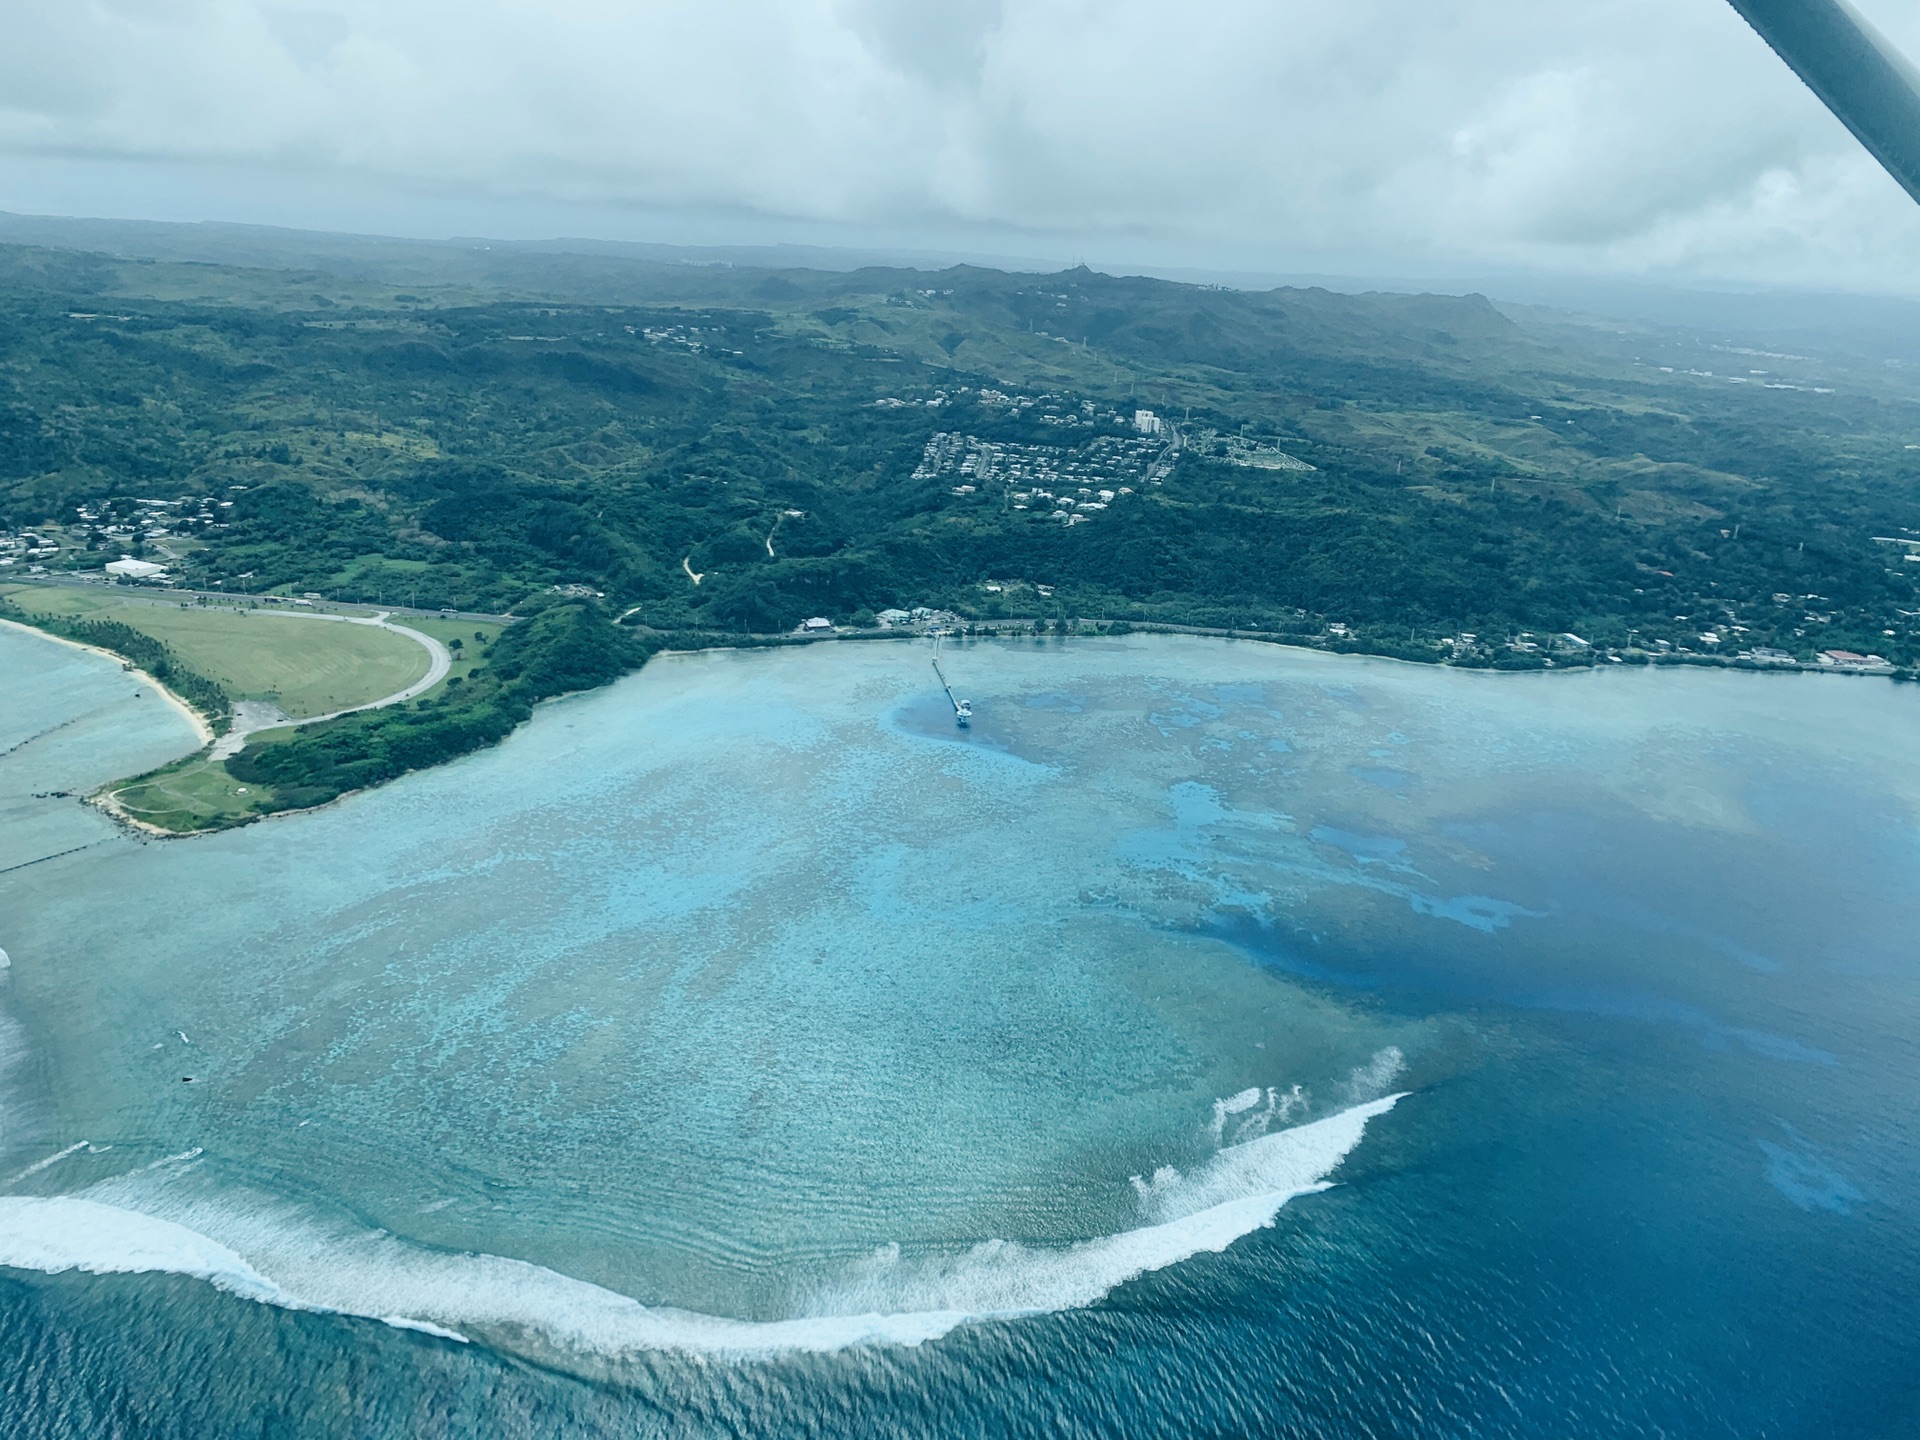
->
xmin=4 ymin=582 xmax=640 ymax=832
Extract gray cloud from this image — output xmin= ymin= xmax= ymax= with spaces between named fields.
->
xmin=2 ymin=0 xmax=1918 ymax=289
xmin=847 ymin=0 xmax=1004 ymax=90
xmin=263 ymin=7 xmax=352 ymax=68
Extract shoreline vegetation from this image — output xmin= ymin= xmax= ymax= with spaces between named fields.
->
xmin=1 ymin=605 xmax=232 ymax=735
xmin=10 ymin=587 xmax=1912 ymax=839
xmin=7 ymin=231 xmax=1920 ymax=832
xmin=0 ymin=613 xmax=216 ymax=750
xmin=6 ymin=591 xmax=648 ymax=834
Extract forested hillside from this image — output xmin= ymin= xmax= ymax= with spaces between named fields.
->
xmin=6 ymin=231 xmax=1920 ymax=666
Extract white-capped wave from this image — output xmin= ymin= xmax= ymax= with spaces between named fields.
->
xmin=0 ymin=1197 xmax=293 ymax=1307
xmin=1208 ymin=1086 xmax=1263 ymax=1141
xmin=815 ymin=1094 xmax=1401 ymax=1322
xmin=0 ymin=1096 xmax=1403 ymax=1360
xmin=1131 ymin=1092 xmax=1399 ymax=1225
xmin=380 ymin=1316 xmax=472 ymax=1342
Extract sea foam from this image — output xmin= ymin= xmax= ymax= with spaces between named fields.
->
xmin=0 ymin=1096 xmax=1402 ymax=1358
xmin=0 ymin=1197 xmax=293 ymax=1306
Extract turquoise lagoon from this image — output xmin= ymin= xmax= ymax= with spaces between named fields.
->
xmin=1 ymin=624 xmax=1916 ymax=1435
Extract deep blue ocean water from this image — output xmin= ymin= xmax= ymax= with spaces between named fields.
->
xmin=1 ymin=626 xmax=1915 ymax=1437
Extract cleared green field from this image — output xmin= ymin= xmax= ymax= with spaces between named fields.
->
xmin=105 ymin=754 xmax=270 ymax=832
xmin=2 ymin=585 xmax=430 ymax=718
xmin=401 ymin=615 xmax=499 ymax=695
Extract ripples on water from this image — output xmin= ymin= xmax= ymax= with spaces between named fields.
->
xmin=1 ymin=629 xmax=1916 ymax=1436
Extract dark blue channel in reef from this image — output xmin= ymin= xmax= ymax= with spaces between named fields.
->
xmin=1 ymin=631 xmax=1917 ymax=1438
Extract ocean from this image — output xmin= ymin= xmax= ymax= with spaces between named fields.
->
xmin=1 ymin=625 xmax=1914 ymax=1437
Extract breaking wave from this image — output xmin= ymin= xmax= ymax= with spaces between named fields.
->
xmin=0 ymin=1095 xmax=1403 ymax=1360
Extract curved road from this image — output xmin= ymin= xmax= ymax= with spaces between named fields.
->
xmin=211 ymin=612 xmax=451 ymax=759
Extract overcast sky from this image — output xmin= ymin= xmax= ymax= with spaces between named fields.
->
xmin=4 ymin=0 xmax=1920 ymax=291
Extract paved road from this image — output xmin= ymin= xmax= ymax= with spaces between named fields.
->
xmin=211 ymin=612 xmax=452 ymax=759
xmin=2 ymin=573 xmax=513 ymax=626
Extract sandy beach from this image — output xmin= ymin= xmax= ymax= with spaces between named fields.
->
xmin=0 ymin=616 xmax=215 ymax=748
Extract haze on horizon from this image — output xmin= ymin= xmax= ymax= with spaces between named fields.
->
xmin=4 ymin=0 xmax=1920 ymax=294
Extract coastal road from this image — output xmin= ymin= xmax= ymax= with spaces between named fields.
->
xmin=2 ymin=573 xmax=513 ymax=626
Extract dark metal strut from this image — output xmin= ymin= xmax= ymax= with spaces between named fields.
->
xmin=1728 ymin=0 xmax=1920 ymax=205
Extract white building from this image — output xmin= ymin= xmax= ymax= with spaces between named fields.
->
xmin=1134 ymin=409 xmax=1163 ymax=436
xmin=105 ymin=556 xmax=167 ymax=580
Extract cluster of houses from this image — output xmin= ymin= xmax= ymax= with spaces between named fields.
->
xmin=82 ymin=493 xmax=234 ymax=542
xmin=1190 ymin=426 xmax=1317 ymax=472
xmin=1436 ymin=628 xmax=1902 ymax=673
xmin=0 ymin=531 xmax=62 ymax=571
xmin=13 ymin=491 xmax=249 ymax=587
xmin=84 ymin=492 xmax=241 ymax=583
xmin=629 ymin=322 xmax=742 ymax=357
xmin=910 ymin=425 xmax=1176 ymax=527
xmin=1 ymin=489 xmax=246 ymax=584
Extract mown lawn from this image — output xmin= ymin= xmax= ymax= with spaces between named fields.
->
xmin=2 ymin=585 xmax=430 ymax=717
xmin=104 ymin=754 xmax=273 ymax=832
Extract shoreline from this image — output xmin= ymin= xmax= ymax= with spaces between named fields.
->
xmin=0 ymin=616 xmax=212 ymax=842
xmin=11 ymin=579 xmax=1904 ymax=684
xmin=2 ymin=604 xmax=460 ymax=843
xmin=12 ymin=622 xmax=1913 ymax=846
xmin=639 ymin=621 xmax=1911 ymax=684
xmin=87 ymin=786 xmax=180 ymax=840
xmin=0 ymin=616 xmax=215 ymax=747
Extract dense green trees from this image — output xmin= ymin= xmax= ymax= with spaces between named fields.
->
xmin=4 ymin=237 xmax=1920 ymax=670
xmin=226 ymin=601 xmax=649 ymax=810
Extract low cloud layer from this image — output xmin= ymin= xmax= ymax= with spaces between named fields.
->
xmin=4 ymin=0 xmax=1920 ymax=288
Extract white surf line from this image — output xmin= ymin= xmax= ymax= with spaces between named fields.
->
xmin=682 ymin=557 xmax=705 ymax=585
xmin=211 ymin=612 xmax=452 ymax=759
xmin=0 ymin=1097 xmax=1405 ymax=1360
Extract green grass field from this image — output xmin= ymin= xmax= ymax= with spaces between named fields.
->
xmin=103 ymin=753 xmax=270 ymax=832
xmin=400 ymin=615 xmax=498 ymax=694
xmin=3 ymin=584 xmax=509 ymax=833
xmin=2 ymin=585 xmax=431 ymax=718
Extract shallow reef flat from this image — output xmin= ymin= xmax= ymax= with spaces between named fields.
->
xmin=1 ymin=632 xmax=1916 ymax=1432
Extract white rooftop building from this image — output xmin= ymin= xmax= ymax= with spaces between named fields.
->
xmin=105 ymin=556 xmax=167 ymax=580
